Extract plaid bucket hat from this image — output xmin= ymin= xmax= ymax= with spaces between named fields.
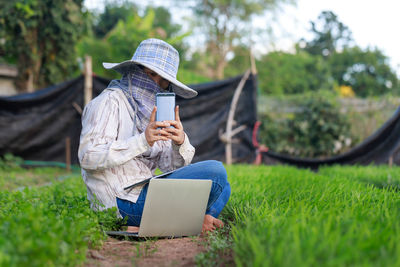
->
xmin=103 ymin=38 xmax=197 ymax=99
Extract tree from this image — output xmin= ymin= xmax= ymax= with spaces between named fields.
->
xmin=144 ymin=6 xmax=189 ymax=61
xmin=302 ymin=11 xmax=353 ymax=58
xmin=93 ymin=1 xmax=138 ymax=38
xmin=0 ymin=0 xmax=87 ymax=92
xmin=300 ymin=10 xmax=399 ymax=97
xmin=145 ymin=6 xmax=182 ymax=39
xmin=77 ymin=8 xmax=189 ymax=79
xmin=257 ymin=51 xmax=332 ymax=95
xmin=188 ymin=0 xmax=295 ymax=79
xmin=328 ymin=47 xmax=399 ymax=96
xmin=224 ymin=45 xmax=252 ymax=78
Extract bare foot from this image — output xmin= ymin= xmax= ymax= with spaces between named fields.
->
xmin=202 ymin=215 xmax=224 ymax=234
xmin=126 ymin=226 xmax=140 ymax=233
xmin=213 ymin=217 xmax=224 ymax=228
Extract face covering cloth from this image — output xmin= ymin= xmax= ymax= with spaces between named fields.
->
xmin=106 ymin=65 xmax=162 ymax=132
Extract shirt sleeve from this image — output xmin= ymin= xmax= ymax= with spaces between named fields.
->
xmin=156 ymin=132 xmax=195 ymax=173
xmin=78 ymin=93 xmax=150 ymax=171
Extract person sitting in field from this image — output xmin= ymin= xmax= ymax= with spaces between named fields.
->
xmin=78 ymin=38 xmax=231 ymax=233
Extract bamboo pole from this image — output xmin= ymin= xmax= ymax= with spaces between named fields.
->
xmin=65 ymin=137 xmax=71 ymax=172
xmin=84 ymin=55 xmax=93 ymax=107
xmin=72 ymin=102 xmax=83 ymax=114
xmin=250 ymin=49 xmax=257 ymax=75
xmin=225 ymin=69 xmax=251 ymax=165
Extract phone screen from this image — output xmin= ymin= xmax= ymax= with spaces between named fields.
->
xmin=156 ymin=93 xmax=175 ymax=122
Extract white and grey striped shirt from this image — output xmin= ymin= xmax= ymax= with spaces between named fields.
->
xmin=78 ymin=88 xmax=195 ymax=211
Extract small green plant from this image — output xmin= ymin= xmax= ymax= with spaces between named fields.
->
xmin=195 ymin=225 xmax=233 ymax=266
xmin=0 ymin=153 xmax=23 ymax=171
xmin=134 ymin=239 xmax=158 ymax=258
xmin=0 ymin=174 xmax=120 ymax=267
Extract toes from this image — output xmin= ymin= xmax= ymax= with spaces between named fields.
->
xmin=126 ymin=226 xmax=140 ymax=232
xmin=213 ymin=218 xmax=224 ymax=228
xmin=202 ymin=215 xmax=224 ymax=234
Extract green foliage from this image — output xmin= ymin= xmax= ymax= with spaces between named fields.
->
xmin=78 ymin=7 xmax=190 ymax=79
xmin=92 ymin=1 xmax=138 ymax=38
xmin=343 ymin=96 xmax=400 ymax=141
xmin=195 ymin=227 xmax=233 ymax=266
xmin=0 ymin=172 xmax=121 ymax=267
xmin=328 ymin=46 xmax=399 ymax=96
xmin=257 ymin=51 xmax=333 ymax=95
xmin=257 ymin=11 xmax=399 ymax=97
xmin=2 ymin=164 xmax=400 ymax=265
xmin=223 ymin=164 xmax=400 ymax=266
xmin=302 ymin=11 xmax=353 ymax=58
xmin=186 ymin=0 xmax=295 ymax=79
xmin=224 ymin=45 xmax=252 ymax=78
xmin=145 ymin=6 xmax=182 ymax=39
xmin=292 ymin=10 xmax=400 ymax=97
xmin=259 ymin=92 xmax=356 ymax=157
xmin=0 ymin=0 xmax=88 ymax=91
xmin=0 ymin=165 xmax=67 ymax=191
xmin=0 ymin=153 xmax=23 ymax=171
xmin=176 ymin=68 xmax=212 ymax=85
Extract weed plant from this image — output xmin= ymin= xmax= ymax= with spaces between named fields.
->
xmin=195 ymin=225 xmax=233 ymax=266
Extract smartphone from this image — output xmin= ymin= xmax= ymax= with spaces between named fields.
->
xmin=156 ymin=92 xmax=175 ymax=123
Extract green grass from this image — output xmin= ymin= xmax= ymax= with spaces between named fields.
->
xmin=1 ymin=164 xmax=400 ymax=266
xmin=0 ymin=166 xmax=70 ymax=191
xmin=222 ymin=164 xmax=400 ymax=267
xmin=0 ymin=170 xmax=121 ymax=267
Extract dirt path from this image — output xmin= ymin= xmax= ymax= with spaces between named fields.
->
xmin=85 ymin=236 xmax=206 ymax=267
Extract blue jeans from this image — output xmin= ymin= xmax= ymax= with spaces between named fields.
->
xmin=116 ymin=160 xmax=231 ymax=226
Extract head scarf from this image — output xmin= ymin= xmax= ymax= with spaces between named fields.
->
xmin=106 ymin=65 xmax=163 ymax=132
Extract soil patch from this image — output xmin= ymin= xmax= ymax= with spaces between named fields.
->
xmin=85 ymin=236 xmax=206 ymax=267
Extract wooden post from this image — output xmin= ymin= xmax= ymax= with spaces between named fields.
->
xmin=84 ymin=55 xmax=93 ymax=107
xmin=389 ymin=156 xmax=393 ymax=168
xmin=250 ymin=49 xmax=257 ymax=75
xmin=389 ymin=146 xmax=400 ymax=167
xmin=225 ymin=69 xmax=251 ymax=165
xmin=65 ymin=137 xmax=71 ymax=172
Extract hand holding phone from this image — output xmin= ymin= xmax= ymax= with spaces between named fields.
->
xmin=163 ymin=105 xmax=185 ymax=145
xmin=145 ymin=107 xmax=171 ymax=147
xmin=145 ymin=92 xmax=185 ymax=146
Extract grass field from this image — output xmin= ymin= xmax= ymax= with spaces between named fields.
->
xmin=221 ymin=165 xmax=400 ymax=267
xmin=1 ymin=164 xmax=400 ymax=266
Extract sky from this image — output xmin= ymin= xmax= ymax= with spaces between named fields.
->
xmin=273 ymin=0 xmax=400 ymax=76
xmin=84 ymin=0 xmax=400 ymax=76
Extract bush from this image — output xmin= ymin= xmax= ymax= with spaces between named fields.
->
xmin=259 ymin=93 xmax=356 ymax=158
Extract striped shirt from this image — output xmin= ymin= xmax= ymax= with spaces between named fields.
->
xmin=78 ymin=88 xmax=195 ymax=211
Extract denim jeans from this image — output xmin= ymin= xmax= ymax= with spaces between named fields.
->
xmin=116 ymin=160 xmax=231 ymax=226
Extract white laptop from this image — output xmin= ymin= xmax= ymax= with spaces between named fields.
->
xmin=107 ymin=178 xmax=212 ymax=237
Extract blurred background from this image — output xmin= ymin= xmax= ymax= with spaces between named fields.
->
xmin=1 ymin=0 xmax=399 ymax=159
